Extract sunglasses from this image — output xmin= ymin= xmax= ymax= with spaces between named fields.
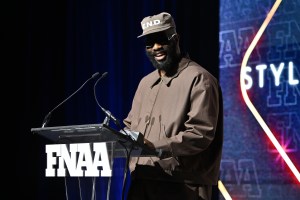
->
xmin=145 ymin=33 xmax=176 ymax=49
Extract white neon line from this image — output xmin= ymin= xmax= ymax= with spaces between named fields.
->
xmin=218 ymin=180 xmax=232 ymax=200
xmin=240 ymin=0 xmax=300 ymax=183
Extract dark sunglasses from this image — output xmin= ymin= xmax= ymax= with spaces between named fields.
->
xmin=145 ymin=33 xmax=176 ymax=49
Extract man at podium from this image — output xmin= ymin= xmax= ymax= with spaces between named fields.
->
xmin=123 ymin=12 xmax=223 ymax=200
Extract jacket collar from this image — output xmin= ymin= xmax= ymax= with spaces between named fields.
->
xmin=150 ymin=57 xmax=191 ymax=88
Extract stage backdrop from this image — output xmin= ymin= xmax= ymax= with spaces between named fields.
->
xmin=219 ymin=0 xmax=300 ymax=199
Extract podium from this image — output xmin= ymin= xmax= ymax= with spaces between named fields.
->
xmin=31 ymin=123 xmax=159 ymax=200
xmin=31 ymin=123 xmax=159 ymax=158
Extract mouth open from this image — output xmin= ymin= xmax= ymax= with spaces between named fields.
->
xmin=154 ymin=52 xmax=166 ymax=61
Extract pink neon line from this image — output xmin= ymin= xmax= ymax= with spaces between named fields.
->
xmin=240 ymin=0 xmax=300 ymax=183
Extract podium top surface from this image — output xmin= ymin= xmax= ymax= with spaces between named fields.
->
xmin=31 ymin=123 xmax=160 ymax=157
xmin=31 ymin=123 xmax=124 ymax=144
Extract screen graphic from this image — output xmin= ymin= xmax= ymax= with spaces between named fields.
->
xmin=219 ymin=0 xmax=300 ymax=199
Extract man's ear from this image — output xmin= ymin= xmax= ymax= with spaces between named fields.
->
xmin=177 ymin=34 xmax=180 ymax=41
xmin=174 ymin=33 xmax=180 ymax=42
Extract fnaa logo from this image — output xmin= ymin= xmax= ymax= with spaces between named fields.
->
xmin=142 ymin=20 xmax=160 ymax=30
xmin=45 ymin=142 xmax=112 ymax=177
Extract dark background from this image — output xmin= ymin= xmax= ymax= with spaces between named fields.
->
xmin=13 ymin=0 xmax=219 ymax=199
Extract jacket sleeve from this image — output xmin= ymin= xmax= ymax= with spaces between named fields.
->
xmin=123 ymin=80 xmax=144 ymax=130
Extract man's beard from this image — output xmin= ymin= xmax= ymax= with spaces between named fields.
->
xmin=146 ymin=41 xmax=180 ymax=73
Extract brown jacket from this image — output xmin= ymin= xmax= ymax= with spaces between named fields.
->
xmin=123 ymin=57 xmax=223 ymax=185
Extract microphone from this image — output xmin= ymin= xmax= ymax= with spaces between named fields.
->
xmin=41 ymin=72 xmax=101 ymax=128
xmin=93 ymin=72 xmax=121 ymax=128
